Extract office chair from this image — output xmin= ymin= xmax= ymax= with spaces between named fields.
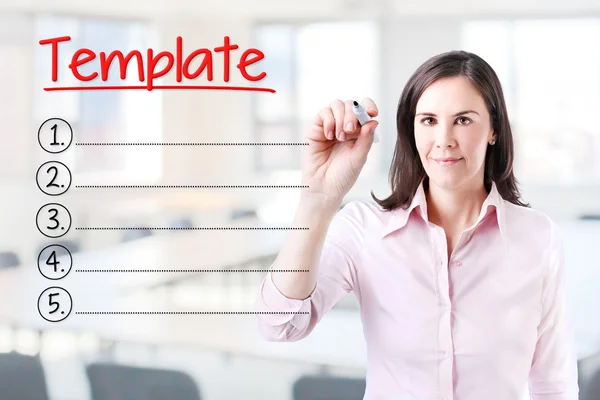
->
xmin=37 ymin=240 xmax=80 ymax=256
xmin=580 ymin=351 xmax=600 ymax=400
xmin=86 ymin=362 xmax=202 ymax=400
xmin=230 ymin=208 xmax=257 ymax=220
xmin=0 ymin=251 xmax=20 ymax=268
xmin=168 ymin=217 xmax=194 ymax=230
xmin=0 ymin=352 xmax=49 ymax=400
xmin=292 ymin=374 xmax=366 ymax=400
xmin=121 ymin=227 xmax=154 ymax=243
xmin=583 ymin=367 xmax=600 ymax=400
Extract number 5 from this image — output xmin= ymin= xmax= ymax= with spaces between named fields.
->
xmin=48 ymin=292 xmax=59 ymax=314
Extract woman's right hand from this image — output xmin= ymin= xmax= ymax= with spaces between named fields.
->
xmin=301 ymin=98 xmax=379 ymax=203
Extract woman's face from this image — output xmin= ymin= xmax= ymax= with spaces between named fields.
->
xmin=413 ymin=75 xmax=496 ymax=191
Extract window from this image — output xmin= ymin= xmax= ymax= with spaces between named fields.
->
xmin=252 ymin=21 xmax=380 ymax=176
xmin=34 ymin=15 xmax=162 ymax=184
xmin=461 ymin=18 xmax=600 ymax=185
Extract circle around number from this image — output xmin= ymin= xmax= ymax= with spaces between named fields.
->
xmin=36 ymin=161 xmax=72 ymax=196
xmin=37 ymin=286 xmax=72 ymax=322
xmin=37 ymin=244 xmax=73 ymax=280
xmin=36 ymin=203 xmax=72 ymax=238
xmin=38 ymin=118 xmax=73 ymax=153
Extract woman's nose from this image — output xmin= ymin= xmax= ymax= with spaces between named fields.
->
xmin=434 ymin=124 xmax=456 ymax=148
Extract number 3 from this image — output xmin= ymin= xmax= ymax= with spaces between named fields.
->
xmin=47 ymin=208 xmax=60 ymax=230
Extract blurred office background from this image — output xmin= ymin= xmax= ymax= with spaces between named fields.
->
xmin=0 ymin=0 xmax=599 ymax=399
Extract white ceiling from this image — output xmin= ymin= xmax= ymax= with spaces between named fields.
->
xmin=0 ymin=0 xmax=599 ymax=19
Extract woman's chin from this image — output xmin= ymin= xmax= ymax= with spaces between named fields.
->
xmin=427 ymin=175 xmax=470 ymax=191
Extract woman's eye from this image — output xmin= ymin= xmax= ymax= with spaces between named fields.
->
xmin=420 ymin=117 xmax=471 ymax=125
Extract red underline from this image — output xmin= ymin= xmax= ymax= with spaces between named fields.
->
xmin=43 ymin=85 xmax=276 ymax=93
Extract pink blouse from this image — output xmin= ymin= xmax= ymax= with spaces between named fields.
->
xmin=255 ymin=181 xmax=579 ymax=399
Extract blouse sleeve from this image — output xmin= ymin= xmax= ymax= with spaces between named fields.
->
xmin=254 ymin=201 xmax=364 ymax=342
xmin=528 ymin=220 xmax=579 ymax=399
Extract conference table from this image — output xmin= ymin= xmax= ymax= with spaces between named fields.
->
xmin=25 ymin=221 xmax=285 ymax=292
xmin=0 ymin=221 xmax=369 ymax=371
xmin=0 ymin=219 xmax=598 ymax=372
xmin=73 ymin=191 xmax=250 ymax=247
xmin=81 ymin=191 xmax=246 ymax=219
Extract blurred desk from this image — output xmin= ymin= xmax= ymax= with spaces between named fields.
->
xmin=0 ymin=218 xmax=365 ymax=369
xmin=1 ymin=290 xmax=366 ymax=370
xmin=0 ymin=272 xmax=365 ymax=370
xmin=103 ymin=192 xmax=245 ymax=219
xmin=0 ymin=223 xmax=285 ymax=294
xmin=0 ymin=219 xmax=598 ymax=371
xmin=0 ymin=223 xmax=288 ymax=334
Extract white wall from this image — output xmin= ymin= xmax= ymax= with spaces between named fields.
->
xmin=158 ymin=19 xmax=256 ymax=185
xmin=355 ymin=14 xmax=600 ymax=219
xmin=154 ymin=12 xmax=600 ymax=221
xmin=1 ymin=5 xmax=599 ymax=265
xmin=0 ymin=13 xmax=34 ymax=180
xmin=2 ymin=0 xmax=600 ymax=18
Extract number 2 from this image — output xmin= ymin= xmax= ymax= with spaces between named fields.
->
xmin=46 ymin=166 xmax=59 ymax=188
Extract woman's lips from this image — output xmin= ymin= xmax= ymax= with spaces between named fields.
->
xmin=433 ymin=158 xmax=463 ymax=166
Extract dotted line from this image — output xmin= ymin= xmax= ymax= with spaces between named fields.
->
xmin=75 ymin=185 xmax=308 ymax=188
xmin=75 ymin=269 xmax=309 ymax=273
xmin=75 ymin=227 xmax=308 ymax=231
xmin=75 ymin=311 xmax=309 ymax=315
xmin=75 ymin=142 xmax=309 ymax=146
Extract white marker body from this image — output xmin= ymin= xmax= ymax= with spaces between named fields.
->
xmin=352 ymin=103 xmax=380 ymax=143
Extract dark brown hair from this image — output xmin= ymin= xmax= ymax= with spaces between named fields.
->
xmin=371 ymin=50 xmax=529 ymax=211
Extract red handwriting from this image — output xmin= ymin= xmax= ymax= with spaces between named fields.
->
xmin=39 ymin=36 xmax=271 ymax=92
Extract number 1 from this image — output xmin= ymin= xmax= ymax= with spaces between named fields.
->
xmin=50 ymin=124 xmax=58 ymax=146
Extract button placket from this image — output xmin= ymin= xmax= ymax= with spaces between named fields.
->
xmin=450 ymin=227 xmax=475 ymax=269
xmin=436 ymin=226 xmax=456 ymax=397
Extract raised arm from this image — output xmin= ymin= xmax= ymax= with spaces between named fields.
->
xmin=255 ymin=198 xmax=363 ymax=341
xmin=254 ymin=98 xmax=378 ymax=342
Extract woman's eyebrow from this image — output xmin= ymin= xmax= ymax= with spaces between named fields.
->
xmin=415 ymin=110 xmax=480 ymax=117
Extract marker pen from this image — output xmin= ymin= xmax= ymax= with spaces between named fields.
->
xmin=352 ymin=101 xmax=380 ymax=143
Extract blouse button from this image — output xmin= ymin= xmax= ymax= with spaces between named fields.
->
xmin=455 ymin=260 xmax=463 ymax=267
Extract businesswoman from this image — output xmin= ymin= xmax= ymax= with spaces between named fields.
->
xmin=255 ymin=50 xmax=579 ymax=399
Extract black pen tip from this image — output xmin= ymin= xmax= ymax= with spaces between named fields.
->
xmin=353 ymin=101 xmax=359 ymax=106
